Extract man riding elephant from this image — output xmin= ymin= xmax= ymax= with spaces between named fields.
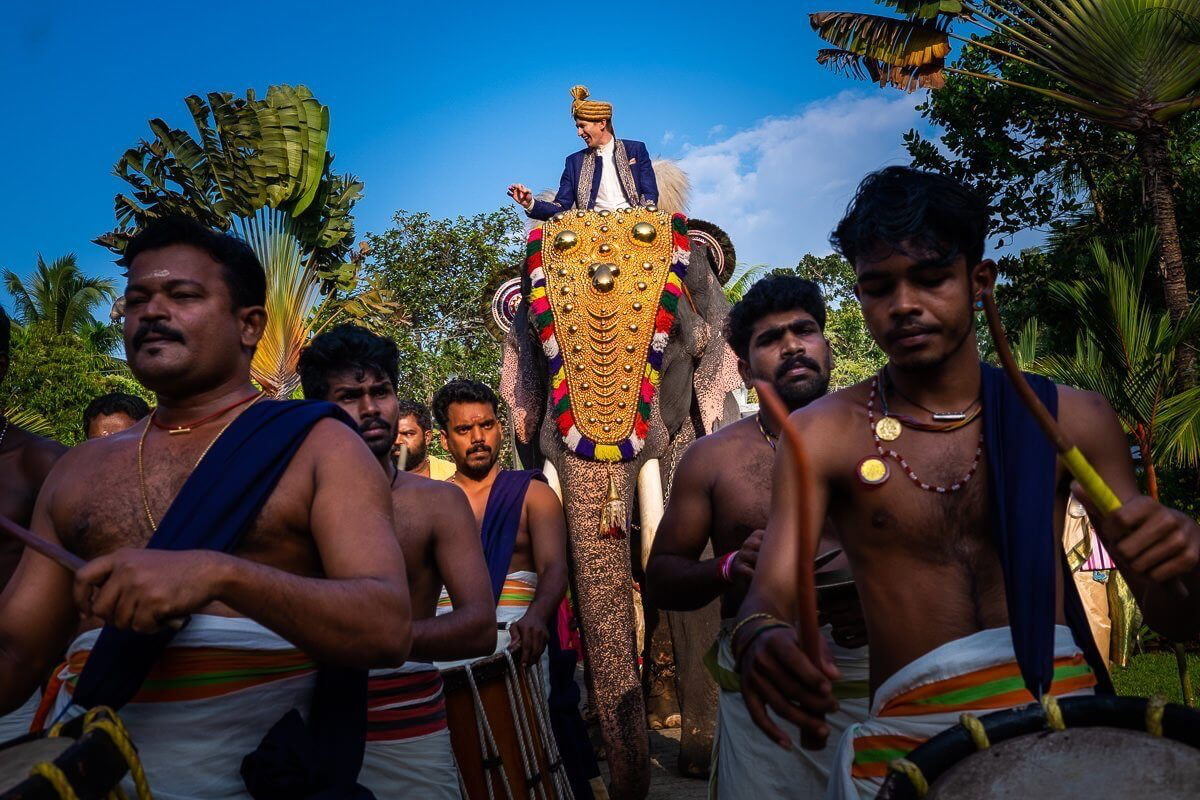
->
xmin=500 ymin=207 xmax=742 ymax=797
xmin=508 ymin=85 xmax=659 ymax=220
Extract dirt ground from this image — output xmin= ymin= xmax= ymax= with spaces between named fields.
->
xmin=593 ymin=726 xmax=709 ymax=799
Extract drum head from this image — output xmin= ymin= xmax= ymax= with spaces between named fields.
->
xmin=929 ymin=727 xmax=1200 ymax=799
xmin=0 ymin=738 xmax=71 ymax=792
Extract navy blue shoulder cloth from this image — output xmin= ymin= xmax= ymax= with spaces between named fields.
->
xmin=981 ymin=363 xmax=1114 ymax=698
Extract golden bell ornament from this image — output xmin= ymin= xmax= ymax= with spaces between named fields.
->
xmin=631 ymin=222 xmax=657 ymax=243
xmin=554 ymin=230 xmax=579 ymax=252
xmin=598 ymin=472 xmax=627 ymax=540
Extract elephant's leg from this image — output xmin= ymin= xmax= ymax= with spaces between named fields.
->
xmin=561 ymin=459 xmax=649 ymax=799
xmin=644 ymin=607 xmax=680 ymax=730
xmin=665 ymin=606 xmax=719 ymax=778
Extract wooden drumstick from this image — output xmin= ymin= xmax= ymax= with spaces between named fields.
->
xmin=754 ymin=381 xmax=823 ymax=681
xmin=981 ymin=289 xmax=1188 ymax=599
xmin=0 ymin=513 xmax=85 ymax=572
xmin=0 ymin=513 xmax=187 ymax=630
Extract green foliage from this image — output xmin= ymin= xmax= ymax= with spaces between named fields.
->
xmin=3 ymin=254 xmax=117 ymax=337
xmin=0 ymin=324 xmax=152 ymax=446
xmin=362 ymin=207 xmax=524 ymax=402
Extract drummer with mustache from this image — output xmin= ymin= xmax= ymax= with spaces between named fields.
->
xmin=647 ymin=274 xmax=869 ymax=798
xmin=299 ymin=324 xmax=496 ymax=798
xmin=431 ymin=379 xmax=567 ymax=677
xmin=0 ymin=217 xmax=411 ymax=798
xmin=735 ymin=167 xmax=1200 ymax=800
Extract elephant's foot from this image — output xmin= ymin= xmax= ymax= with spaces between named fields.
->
xmin=645 ymin=660 xmax=680 ymax=730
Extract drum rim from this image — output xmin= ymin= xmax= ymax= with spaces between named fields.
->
xmin=1 ymin=721 xmax=130 ymax=799
xmin=440 ymin=649 xmax=525 ymax=689
xmin=877 ymin=695 xmax=1200 ymax=800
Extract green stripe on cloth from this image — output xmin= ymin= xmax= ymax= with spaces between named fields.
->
xmin=141 ymin=662 xmax=316 ymax=690
xmin=855 ymin=746 xmax=914 ymax=766
xmin=908 ymin=662 xmax=1092 ymax=709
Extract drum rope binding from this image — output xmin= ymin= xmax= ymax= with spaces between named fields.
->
xmin=524 ymin=659 xmax=573 ymax=799
xmin=888 ymin=757 xmax=929 ymax=798
xmin=34 ymin=706 xmax=152 ymax=800
xmin=959 ymin=712 xmax=990 ymax=750
xmin=500 ymin=650 xmax=546 ymax=799
xmin=1146 ymin=694 xmax=1167 ymax=737
xmin=466 ymin=663 xmax=515 ymax=800
xmin=1040 ymin=695 xmax=1066 ymax=731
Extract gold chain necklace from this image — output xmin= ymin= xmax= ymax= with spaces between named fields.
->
xmin=138 ymin=394 xmax=265 ymax=533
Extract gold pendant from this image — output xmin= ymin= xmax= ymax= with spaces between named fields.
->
xmin=857 ymin=456 xmax=890 ymax=486
xmin=168 ymin=427 xmax=192 ymax=435
xmin=875 ymin=416 xmax=902 ymax=442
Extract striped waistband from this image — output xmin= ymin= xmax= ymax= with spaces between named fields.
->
xmin=438 ymin=576 xmax=536 ymax=610
xmin=61 ymin=646 xmax=316 ymax=704
xmin=851 ymin=655 xmax=1096 ymax=779
xmin=367 ymin=668 xmax=447 ymax=742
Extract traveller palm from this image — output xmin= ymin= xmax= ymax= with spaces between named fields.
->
xmin=810 ymin=1 xmax=1200 ymax=374
xmin=98 ymin=85 xmax=398 ymax=397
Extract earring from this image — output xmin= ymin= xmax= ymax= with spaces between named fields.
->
xmin=973 ymin=297 xmax=984 ymax=310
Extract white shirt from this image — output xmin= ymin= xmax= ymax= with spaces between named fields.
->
xmin=592 ymin=138 xmax=627 ymax=211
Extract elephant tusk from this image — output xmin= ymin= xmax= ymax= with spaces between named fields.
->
xmin=542 ymin=459 xmax=564 ymax=503
xmin=396 ymin=443 xmax=408 ymax=473
xmin=637 ymin=459 xmax=665 ymax=573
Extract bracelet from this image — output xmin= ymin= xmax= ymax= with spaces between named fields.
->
xmin=733 ymin=621 xmax=794 ymax=670
xmin=729 ymin=612 xmax=774 ymax=647
xmin=718 ymin=551 xmax=737 ymax=583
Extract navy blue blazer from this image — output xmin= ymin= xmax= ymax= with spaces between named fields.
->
xmin=528 ymin=139 xmax=659 ymax=221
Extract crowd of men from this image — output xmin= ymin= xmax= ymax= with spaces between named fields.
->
xmin=0 ymin=163 xmax=1197 ymax=800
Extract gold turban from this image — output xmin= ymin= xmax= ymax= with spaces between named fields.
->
xmin=570 ymin=85 xmax=612 ymax=122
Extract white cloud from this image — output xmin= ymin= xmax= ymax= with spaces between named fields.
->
xmin=675 ymin=91 xmax=928 ymax=269
xmin=661 ymin=130 xmax=675 ymax=145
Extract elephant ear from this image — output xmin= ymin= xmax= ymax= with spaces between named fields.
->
xmin=499 ymin=271 xmax=547 ymax=469
xmin=687 ymin=219 xmax=736 ymax=286
xmin=683 ymin=232 xmax=744 ymax=436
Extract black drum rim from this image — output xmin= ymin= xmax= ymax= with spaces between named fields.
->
xmin=877 ymin=695 xmax=1200 ymax=800
xmin=1 ymin=719 xmax=131 ymax=800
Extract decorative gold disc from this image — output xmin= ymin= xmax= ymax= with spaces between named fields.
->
xmin=857 ymin=456 xmax=890 ymax=486
xmin=875 ymin=416 xmax=902 ymax=442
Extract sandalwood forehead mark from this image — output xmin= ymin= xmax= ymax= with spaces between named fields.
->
xmin=151 ymin=270 xmax=171 ymax=278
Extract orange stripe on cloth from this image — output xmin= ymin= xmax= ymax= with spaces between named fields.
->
xmin=438 ymin=576 xmax=536 ymax=609
xmin=851 ymin=735 xmax=926 ymax=778
xmin=62 ymin=646 xmax=316 ymax=704
xmin=879 ymin=654 xmax=1096 ymax=718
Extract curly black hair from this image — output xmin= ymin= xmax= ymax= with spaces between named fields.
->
xmin=830 ymin=166 xmax=989 ymax=270
xmin=431 ymin=379 xmax=499 ymax=431
xmin=298 ymin=324 xmax=400 ymax=401
xmin=82 ymin=392 xmax=150 ymax=436
xmin=119 ymin=216 xmax=266 ymax=310
xmin=725 ymin=274 xmax=826 ymax=361
xmin=396 ymin=398 xmax=433 ymax=432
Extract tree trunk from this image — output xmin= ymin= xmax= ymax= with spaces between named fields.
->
xmin=1136 ymin=124 xmax=1194 ymax=381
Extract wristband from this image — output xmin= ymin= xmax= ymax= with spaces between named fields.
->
xmin=718 ymin=551 xmax=737 ymax=583
xmin=733 ymin=621 xmax=793 ymax=670
xmin=729 ymin=612 xmax=773 ymax=648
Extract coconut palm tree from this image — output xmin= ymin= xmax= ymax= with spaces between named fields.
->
xmin=810 ymin=1 xmax=1200 ymax=375
xmin=97 ymin=85 xmax=397 ymax=397
xmin=3 ymin=254 xmax=116 ymax=337
xmin=1038 ymin=228 xmax=1200 ymax=498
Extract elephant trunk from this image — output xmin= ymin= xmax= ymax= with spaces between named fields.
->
xmin=558 ymin=456 xmax=650 ymax=799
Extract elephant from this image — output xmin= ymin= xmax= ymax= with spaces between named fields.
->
xmin=499 ymin=207 xmax=742 ymax=797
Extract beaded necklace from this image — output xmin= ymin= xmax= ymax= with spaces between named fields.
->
xmin=867 ymin=374 xmax=983 ymax=494
xmin=755 ymin=412 xmax=778 ymax=451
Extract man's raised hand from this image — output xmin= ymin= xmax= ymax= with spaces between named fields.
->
xmin=507 ymin=184 xmax=533 ymax=207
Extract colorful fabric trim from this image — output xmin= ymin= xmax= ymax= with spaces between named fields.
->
xmin=59 ymin=646 xmax=315 ymax=704
xmin=525 ymin=213 xmax=690 ymax=462
xmin=850 ymin=655 xmax=1097 ymax=779
xmin=438 ymin=575 xmax=535 ymax=610
xmin=367 ymin=668 xmax=448 ymax=742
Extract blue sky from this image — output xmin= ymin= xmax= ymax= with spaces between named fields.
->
xmin=2 ymin=0 xmax=983 ymax=303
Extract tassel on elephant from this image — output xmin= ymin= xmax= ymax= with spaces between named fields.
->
xmin=498 ymin=207 xmax=741 ymax=798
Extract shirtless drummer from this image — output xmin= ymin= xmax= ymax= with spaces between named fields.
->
xmin=299 ymin=323 xmax=496 ymax=797
xmin=0 ymin=307 xmax=67 ymax=740
xmin=736 ymin=168 xmax=1200 ymax=799
xmin=0 ymin=217 xmax=411 ymax=797
xmin=647 ymin=274 xmax=869 ymax=797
